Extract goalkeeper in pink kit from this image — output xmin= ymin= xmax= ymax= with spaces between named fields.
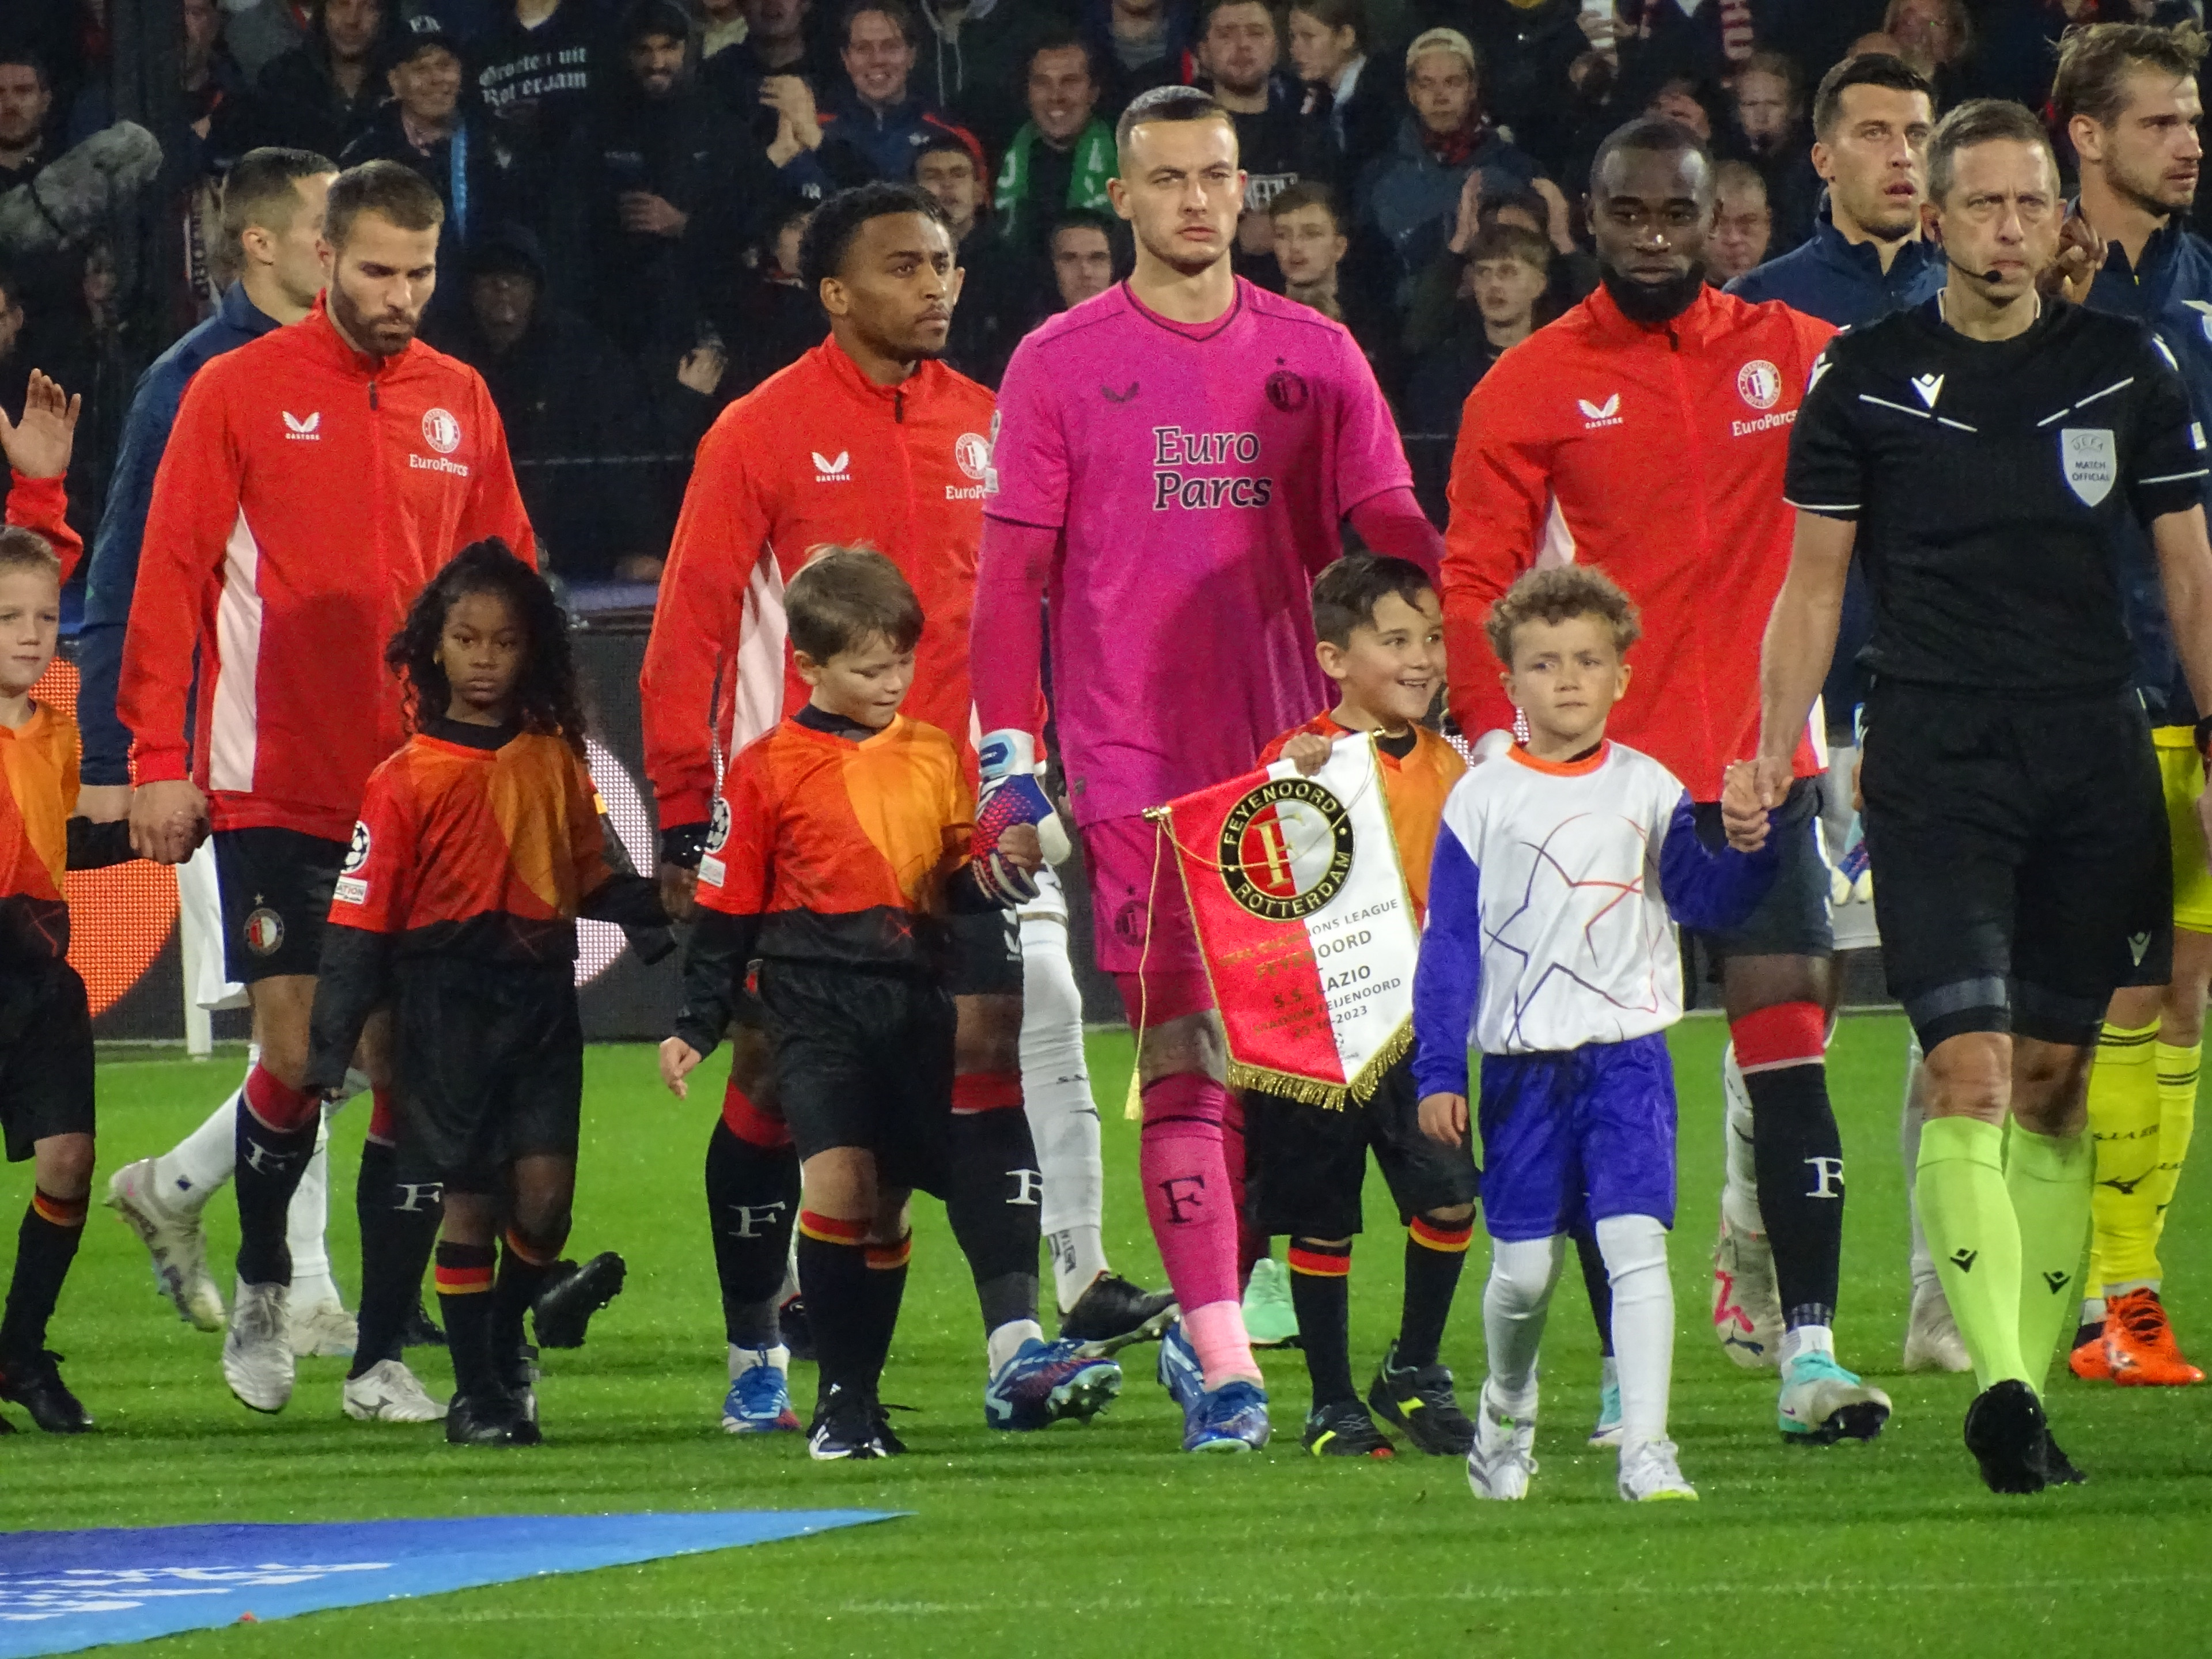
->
xmin=969 ymin=84 xmax=1442 ymax=1453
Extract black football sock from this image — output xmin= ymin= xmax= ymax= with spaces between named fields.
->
xmin=706 ymin=1118 xmax=800 ymax=1350
xmin=1736 ymin=1005 xmax=1846 ymax=1330
xmin=1399 ymin=1215 xmax=1474 ymax=1370
xmin=434 ymin=1241 xmax=499 ymax=1399
xmin=0 ymin=1191 xmax=87 ymax=1360
xmin=861 ymin=1232 xmax=912 ymax=1383
xmin=349 ymin=1141 xmax=442 ymax=1378
xmin=234 ymin=1093 xmax=319 ymax=1287
xmin=1287 ymin=1239 xmax=1355 ymax=1406
xmin=797 ymin=1213 xmax=874 ymax=1395
xmin=494 ymin=1229 xmax=565 ymax=1365
xmin=1571 ymin=1224 xmax=1615 ymax=1357
xmin=945 ymin=1098 xmax=1043 ymax=1339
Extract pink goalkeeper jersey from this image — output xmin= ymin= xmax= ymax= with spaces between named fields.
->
xmin=984 ymin=279 xmax=1411 ymax=825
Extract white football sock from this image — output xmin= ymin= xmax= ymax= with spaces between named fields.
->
xmin=1720 ymin=1045 xmax=1765 ymax=1235
xmin=150 ymin=1080 xmax=249 ymax=1214
xmin=287 ymin=1116 xmax=337 ymax=1304
xmin=1020 ymin=911 xmax=1107 ymax=1311
xmin=1048 ymin=1228 xmax=1111 ymax=1314
xmin=1900 ymin=1033 xmax=1937 ymax=1290
xmin=1483 ymin=1233 xmax=1563 ymax=1414
xmin=1597 ymin=1214 xmax=1673 ymax=1445
xmin=986 ymin=1318 xmax=1045 ymax=1376
xmin=729 ymin=1342 xmax=790 ymax=1380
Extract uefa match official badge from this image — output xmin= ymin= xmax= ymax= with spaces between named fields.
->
xmin=1217 ymin=778 xmax=1354 ymax=922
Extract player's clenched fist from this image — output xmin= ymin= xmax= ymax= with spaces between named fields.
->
xmin=1720 ymin=761 xmax=1771 ymax=853
xmin=1419 ymin=1092 xmax=1469 ymax=1147
xmin=659 ymin=1036 xmax=703 ymax=1098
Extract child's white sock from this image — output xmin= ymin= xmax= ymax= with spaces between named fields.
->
xmin=1483 ymin=1233 xmax=1564 ymax=1414
xmin=1597 ymin=1213 xmax=1673 ymax=1445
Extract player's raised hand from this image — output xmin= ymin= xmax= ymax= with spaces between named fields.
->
xmin=1419 ymin=1091 xmax=1468 ymax=1147
xmin=659 ymin=1036 xmax=703 ymax=1098
xmin=0 ymin=370 xmax=81 ymax=479
xmin=2046 ymin=202 xmax=2105 ymax=305
xmin=1281 ymin=733 xmax=1332 ymax=776
xmin=1721 ymin=762 xmax=1771 ymax=852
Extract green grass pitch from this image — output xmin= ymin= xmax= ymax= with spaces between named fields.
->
xmin=7 ymin=1013 xmax=2212 ymax=1657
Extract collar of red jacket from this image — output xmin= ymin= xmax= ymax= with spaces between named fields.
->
xmin=812 ymin=332 xmax=950 ymax=410
xmin=302 ymin=293 xmax=421 ymax=377
xmin=1584 ymin=278 xmax=1730 ymax=350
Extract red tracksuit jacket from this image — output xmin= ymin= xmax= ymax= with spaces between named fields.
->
xmin=2 ymin=472 xmax=82 ymax=581
xmin=639 ymin=336 xmax=999 ymax=831
xmin=119 ymin=300 xmax=535 ymax=841
xmin=1442 ymin=284 xmax=1832 ymax=801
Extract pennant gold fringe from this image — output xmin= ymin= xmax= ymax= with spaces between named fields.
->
xmin=1224 ymin=1018 xmax=1414 ymax=1112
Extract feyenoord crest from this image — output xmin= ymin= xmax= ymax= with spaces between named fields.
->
xmin=954 ymin=432 xmax=990 ymax=481
xmin=343 ymin=821 xmax=372 ymax=874
xmin=1217 ymin=777 xmax=1354 ymax=921
xmin=421 ymin=407 xmax=462 ymax=454
xmin=244 ymin=907 xmax=285 ymax=956
xmin=2060 ymin=427 xmax=2116 ymax=507
xmin=1736 ymin=358 xmax=1782 ymax=410
xmin=706 ymin=795 xmax=732 ymax=854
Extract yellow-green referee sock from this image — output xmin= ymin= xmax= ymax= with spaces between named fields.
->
xmin=2005 ymin=1124 xmax=2092 ymax=1388
xmin=1916 ymin=1116 xmax=2028 ymax=1391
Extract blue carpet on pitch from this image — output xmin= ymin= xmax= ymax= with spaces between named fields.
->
xmin=0 ymin=1510 xmax=893 ymax=1655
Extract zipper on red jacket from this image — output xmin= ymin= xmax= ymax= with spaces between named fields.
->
xmin=895 ymin=389 xmax=904 ymax=423
xmin=369 ymin=380 xmax=379 ymax=410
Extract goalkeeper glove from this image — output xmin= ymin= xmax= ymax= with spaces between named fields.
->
xmin=972 ymin=729 xmax=1065 ymax=905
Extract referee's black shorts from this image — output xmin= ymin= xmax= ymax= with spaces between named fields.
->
xmin=1861 ymin=681 xmax=2171 ymax=1052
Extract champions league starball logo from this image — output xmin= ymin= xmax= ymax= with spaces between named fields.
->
xmin=1217 ymin=777 xmax=1354 ymax=921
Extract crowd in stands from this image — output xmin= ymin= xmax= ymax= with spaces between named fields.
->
xmin=0 ymin=0 xmax=2202 ymax=579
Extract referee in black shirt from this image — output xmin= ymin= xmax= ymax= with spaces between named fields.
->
xmin=1754 ymin=99 xmax=2212 ymax=1495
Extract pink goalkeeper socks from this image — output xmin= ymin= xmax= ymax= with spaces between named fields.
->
xmin=1140 ymin=1073 xmax=1262 ymax=1388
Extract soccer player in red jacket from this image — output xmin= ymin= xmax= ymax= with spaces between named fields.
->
xmin=118 ymin=161 xmax=535 ymax=1418
xmin=1444 ymin=117 xmax=1891 ymax=1446
xmin=642 ymin=184 xmax=1169 ymax=1437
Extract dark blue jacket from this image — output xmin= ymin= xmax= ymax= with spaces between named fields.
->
xmin=2084 ymin=215 xmax=2212 ymax=726
xmin=1728 ymin=210 xmax=1945 ymax=741
xmin=76 ymin=283 xmax=280 ymax=786
xmin=1726 ymin=206 xmax=1945 ymax=327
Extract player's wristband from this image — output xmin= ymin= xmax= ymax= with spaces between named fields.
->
xmin=660 ymin=821 xmax=710 ymax=869
xmin=978 ymin=728 xmax=1039 ymax=782
xmin=2195 ymin=715 xmax=2212 ymax=764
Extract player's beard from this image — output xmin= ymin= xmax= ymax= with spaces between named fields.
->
xmin=2112 ymin=156 xmax=2196 ymax=222
xmin=329 ymin=279 xmax=422 ymax=358
xmin=1599 ymin=260 xmax=1706 ymax=325
xmin=1138 ymin=224 xmax=1229 ymax=280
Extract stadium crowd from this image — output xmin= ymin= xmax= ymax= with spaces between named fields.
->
xmin=1 ymin=0 xmax=2210 ymax=1504
xmin=5 ymin=0 xmax=2195 ymax=571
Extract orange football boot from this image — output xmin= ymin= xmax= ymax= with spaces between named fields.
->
xmin=2104 ymin=1289 xmax=2205 ymax=1386
xmin=2068 ymin=1320 xmax=2111 ymax=1382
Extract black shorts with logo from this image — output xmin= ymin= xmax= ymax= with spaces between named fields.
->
xmin=0 ymin=958 xmax=94 ymax=1161
xmin=1861 ymin=681 xmax=2170 ymax=1051
xmin=1688 ymin=776 xmax=1833 ymax=960
xmin=214 ymin=827 xmax=349 ymax=983
xmin=758 ymin=957 xmax=955 ymax=1198
xmin=1245 ymin=1057 xmax=1481 ymax=1240
xmin=393 ymin=956 xmax=583 ymax=1191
